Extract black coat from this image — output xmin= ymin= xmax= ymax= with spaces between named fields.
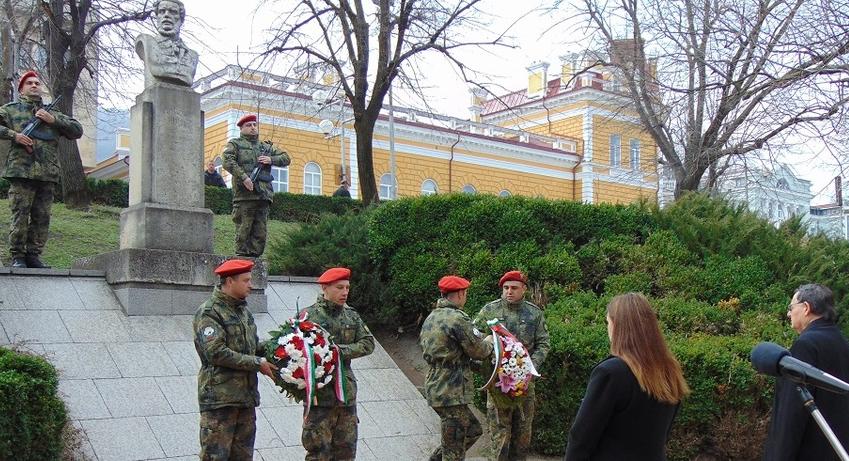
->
xmin=204 ymin=170 xmax=227 ymax=187
xmin=764 ymin=318 xmax=849 ymax=461
xmin=564 ymin=356 xmax=679 ymax=461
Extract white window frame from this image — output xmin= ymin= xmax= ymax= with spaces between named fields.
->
xmin=271 ymin=166 xmax=289 ymax=193
xmin=462 ymin=184 xmax=477 ymax=195
xmin=629 ymin=138 xmax=640 ymax=171
xmin=610 ymin=134 xmax=621 ymax=167
xmin=499 ymin=189 xmax=511 ymax=197
xmin=379 ymin=173 xmax=398 ymax=200
xmin=421 ymin=179 xmax=438 ymax=196
xmin=304 ymin=162 xmax=322 ymax=195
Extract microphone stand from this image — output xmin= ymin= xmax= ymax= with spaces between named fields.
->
xmin=796 ymin=385 xmax=849 ymax=461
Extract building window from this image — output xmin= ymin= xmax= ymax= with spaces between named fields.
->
xmin=421 ymin=179 xmax=438 ymax=196
xmin=462 ymin=184 xmax=477 ymax=194
xmin=379 ymin=173 xmax=397 ymax=200
xmin=629 ymin=139 xmax=640 ymax=170
xmin=610 ymin=134 xmax=621 ymax=167
xmin=304 ymin=162 xmax=322 ymax=195
xmin=271 ymin=166 xmax=288 ymax=193
xmin=499 ymin=190 xmax=511 ymax=197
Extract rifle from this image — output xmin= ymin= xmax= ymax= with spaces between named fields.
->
xmin=20 ymin=95 xmax=63 ymax=141
xmin=248 ymin=140 xmax=275 ymax=185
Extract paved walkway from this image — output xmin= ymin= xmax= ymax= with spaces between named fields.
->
xmin=0 ymin=270 xmax=441 ymax=460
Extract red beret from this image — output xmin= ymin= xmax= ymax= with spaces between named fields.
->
xmin=318 ymin=267 xmax=351 ymax=284
xmin=237 ymin=114 xmax=257 ymax=127
xmin=438 ymin=275 xmax=470 ymax=294
xmin=214 ymin=259 xmax=254 ymax=277
xmin=499 ymin=270 xmax=527 ymax=287
xmin=18 ymin=70 xmax=39 ymax=91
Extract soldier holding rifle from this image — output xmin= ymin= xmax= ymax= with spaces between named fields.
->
xmin=222 ymin=114 xmax=290 ymax=257
xmin=0 ymin=70 xmax=82 ymax=268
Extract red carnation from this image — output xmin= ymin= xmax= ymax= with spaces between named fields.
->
xmin=314 ymin=335 xmax=326 ymax=347
xmin=291 ymin=336 xmax=304 ymax=350
xmin=292 ymin=367 xmax=305 ymax=379
xmin=299 ymin=320 xmax=316 ymax=331
xmin=323 ymin=362 xmax=333 ymax=374
xmin=274 ymin=346 xmax=288 ymax=360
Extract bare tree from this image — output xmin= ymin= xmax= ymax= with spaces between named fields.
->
xmin=567 ymin=0 xmax=849 ymax=199
xmin=39 ymin=0 xmax=152 ymax=208
xmin=261 ymin=0 xmax=511 ymax=205
xmin=1 ymin=0 xmax=42 ymax=103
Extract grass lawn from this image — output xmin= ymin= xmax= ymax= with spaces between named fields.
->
xmin=0 ymin=199 xmax=300 ymax=268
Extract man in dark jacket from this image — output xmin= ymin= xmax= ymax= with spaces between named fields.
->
xmin=764 ymin=283 xmax=849 ymax=461
xmin=204 ymin=161 xmax=227 ymax=187
xmin=0 ymin=71 xmax=83 ymax=268
xmin=193 ymin=259 xmax=277 ymax=460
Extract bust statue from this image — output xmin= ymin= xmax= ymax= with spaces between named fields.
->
xmin=135 ymin=0 xmax=199 ymax=87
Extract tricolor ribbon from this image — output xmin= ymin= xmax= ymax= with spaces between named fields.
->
xmin=479 ymin=319 xmax=540 ymax=391
xmin=333 ymin=345 xmax=347 ymax=404
xmin=303 ymin=341 xmax=316 ymax=420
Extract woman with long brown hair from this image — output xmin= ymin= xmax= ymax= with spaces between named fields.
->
xmin=563 ymin=292 xmax=690 ymax=461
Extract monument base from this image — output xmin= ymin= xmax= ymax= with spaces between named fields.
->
xmin=120 ymin=203 xmax=214 ymax=253
xmin=73 ymin=248 xmax=268 ymax=316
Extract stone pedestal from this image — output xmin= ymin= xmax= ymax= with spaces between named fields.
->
xmin=74 ymin=83 xmax=266 ymax=315
xmin=74 ymin=250 xmax=267 ymax=315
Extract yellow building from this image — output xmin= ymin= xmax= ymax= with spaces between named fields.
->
xmin=91 ymin=62 xmax=657 ymax=205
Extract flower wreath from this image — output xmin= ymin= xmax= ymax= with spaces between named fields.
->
xmin=264 ymin=311 xmax=346 ymax=416
xmin=479 ymin=319 xmax=540 ymax=408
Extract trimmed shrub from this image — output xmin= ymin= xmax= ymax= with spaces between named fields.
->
xmin=0 ymin=348 xmax=67 ymax=461
xmin=204 ymin=186 xmax=233 ymax=214
xmin=85 ymin=178 xmax=128 ymax=208
xmin=268 ymin=193 xmax=362 ymax=223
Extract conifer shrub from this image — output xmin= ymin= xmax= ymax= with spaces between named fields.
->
xmin=0 ymin=348 xmax=67 ymax=461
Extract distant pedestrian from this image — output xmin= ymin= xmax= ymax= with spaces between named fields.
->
xmin=193 ymin=259 xmax=277 ymax=461
xmin=204 ymin=161 xmax=227 ymax=187
xmin=564 ymin=292 xmax=689 ymax=461
xmin=0 ymin=70 xmax=83 ymax=269
xmin=420 ymin=275 xmax=493 ymax=461
xmin=332 ymin=178 xmax=351 ymax=198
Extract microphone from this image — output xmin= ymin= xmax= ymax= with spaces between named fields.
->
xmin=751 ymin=342 xmax=849 ymax=394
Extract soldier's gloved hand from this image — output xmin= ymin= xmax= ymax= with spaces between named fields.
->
xmin=259 ymin=357 xmax=278 ymax=379
xmin=243 ymin=177 xmax=254 ymax=191
xmin=258 ymin=155 xmax=271 ymax=165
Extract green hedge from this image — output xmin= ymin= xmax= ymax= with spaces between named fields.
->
xmin=268 ymin=192 xmax=849 ymax=459
xmin=0 ymin=348 xmax=67 ymax=461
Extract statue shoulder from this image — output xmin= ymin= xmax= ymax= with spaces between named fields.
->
xmin=134 ymin=33 xmax=155 ymax=59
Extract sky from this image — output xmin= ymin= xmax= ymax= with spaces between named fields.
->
xmin=157 ymin=0 xmax=838 ymax=204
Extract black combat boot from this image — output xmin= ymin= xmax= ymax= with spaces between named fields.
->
xmin=11 ymin=257 xmax=27 ymax=268
xmin=25 ymin=255 xmax=50 ymax=268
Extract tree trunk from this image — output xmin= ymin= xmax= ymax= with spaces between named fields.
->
xmin=354 ymin=117 xmax=379 ymax=206
xmin=55 ymin=85 xmax=91 ymax=210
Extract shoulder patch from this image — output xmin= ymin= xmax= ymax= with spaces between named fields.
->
xmin=202 ymin=326 xmax=216 ymax=338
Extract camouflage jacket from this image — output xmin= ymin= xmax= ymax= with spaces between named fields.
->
xmin=474 ymin=298 xmax=550 ymax=369
xmin=304 ymin=296 xmax=375 ymax=407
xmin=0 ymin=96 xmax=83 ymax=183
xmin=420 ymin=298 xmax=493 ymax=407
xmin=193 ymin=288 xmax=265 ymax=411
xmin=222 ymin=134 xmax=290 ymax=202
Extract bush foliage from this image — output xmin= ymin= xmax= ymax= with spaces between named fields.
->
xmin=266 ymin=191 xmax=849 ymax=459
xmin=0 ymin=348 xmax=67 ymax=461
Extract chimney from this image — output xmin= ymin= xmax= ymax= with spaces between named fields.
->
xmin=559 ymin=54 xmax=578 ymax=88
xmin=526 ymin=62 xmax=549 ymax=99
xmin=468 ymin=87 xmax=488 ymax=122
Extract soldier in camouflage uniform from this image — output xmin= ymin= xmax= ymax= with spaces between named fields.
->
xmin=473 ymin=271 xmax=550 ymax=461
xmin=193 ymin=259 xmax=278 ymax=461
xmin=301 ymin=267 xmax=375 ymax=461
xmin=221 ymin=114 xmax=290 ymax=257
xmin=420 ymin=275 xmax=494 ymax=461
xmin=0 ymin=71 xmax=83 ymax=268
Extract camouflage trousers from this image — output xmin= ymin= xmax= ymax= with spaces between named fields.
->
xmin=232 ymin=201 xmax=269 ymax=257
xmin=486 ymin=392 xmax=535 ymax=461
xmin=199 ymin=406 xmax=257 ymax=461
xmin=302 ymin=405 xmax=358 ymax=461
xmin=429 ymin=405 xmax=483 ymax=461
xmin=7 ymin=179 xmax=53 ymax=259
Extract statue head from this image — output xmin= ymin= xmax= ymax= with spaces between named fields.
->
xmin=154 ymin=0 xmax=185 ymax=38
